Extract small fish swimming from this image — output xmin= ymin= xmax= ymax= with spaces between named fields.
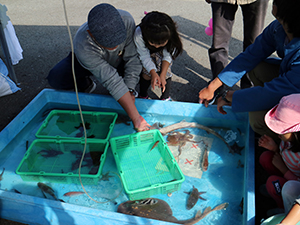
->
xmin=0 ymin=167 xmax=5 ymax=181
xmin=150 ymin=140 xmax=159 ymax=151
xmin=63 ymin=191 xmax=85 ymax=197
xmin=37 ymin=182 xmax=64 ymax=202
xmin=154 ymin=121 xmax=234 ymax=154
xmin=117 ymin=198 xmax=228 ymax=224
xmin=37 ymin=149 xmax=63 ymax=158
xmin=185 ymin=186 xmax=207 ymax=210
xmin=200 ymin=147 xmax=209 ymax=172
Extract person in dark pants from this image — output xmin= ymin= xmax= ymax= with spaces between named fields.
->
xmin=206 ymin=0 xmax=269 ymax=103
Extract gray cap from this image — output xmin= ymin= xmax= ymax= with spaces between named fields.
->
xmin=88 ymin=4 xmax=126 ymax=48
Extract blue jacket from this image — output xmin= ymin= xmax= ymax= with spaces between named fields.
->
xmin=218 ymin=20 xmax=300 ymax=112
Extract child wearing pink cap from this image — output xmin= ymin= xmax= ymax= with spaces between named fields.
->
xmin=258 ymin=94 xmax=300 ymax=212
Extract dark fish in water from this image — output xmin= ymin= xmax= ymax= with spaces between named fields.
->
xmin=88 ymin=166 xmax=99 ymax=175
xmin=150 ymin=140 xmax=159 ymax=151
xmin=0 ymin=167 xmax=5 ymax=181
xmin=63 ymin=191 xmax=85 ymax=197
xmin=154 ymin=121 xmax=234 ymax=154
xmin=38 ymin=149 xmax=63 ymax=158
xmin=185 ymin=186 xmax=206 ymax=210
xmin=37 ymin=182 xmax=65 ymax=202
xmin=230 ymin=142 xmax=244 ymax=155
xmin=117 ymin=198 xmax=228 ymax=224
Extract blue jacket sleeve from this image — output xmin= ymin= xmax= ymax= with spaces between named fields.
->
xmin=218 ymin=21 xmax=280 ymax=87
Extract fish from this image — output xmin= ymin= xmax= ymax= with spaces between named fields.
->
xmin=155 ymin=121 xmax=234 ymax=154
xmin=117 ymin=198 xmax=228 ymax=224
xmin=0 ymin=167 xmax=5 ymax=181
xmin=230 ymin=142 xmax=244 ymax=155
xmin=37 ymin=182 xmax=65 ymax=202
xmin=63 ymin=191 xmax=85 ymax=197
xmin=200 ymin=147 xmax=209 ymax=172
xmin=150 ymin=140 xmax=159 ymax=151
xmin=184 ymin=186 xmax=206 ymax=210
xmin=37 ymin=149 xmax=63 ymax=158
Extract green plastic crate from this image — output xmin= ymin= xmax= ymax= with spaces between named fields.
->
xmin=36 ymin=110 xmax=117 ymax=141
xmin=16 ymin=139 xmax=108 ymax=184
xmin=110 ymin=129 xmax=185 ymax=200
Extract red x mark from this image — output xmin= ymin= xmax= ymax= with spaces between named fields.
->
xmin=185 ymin=158 xmax=193 ymax=165
xmin=191 ymin=144 xmax=198 ymax=149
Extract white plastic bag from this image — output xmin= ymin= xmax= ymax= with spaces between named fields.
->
xmin=0 ymin=58 xmax=20 ymax=97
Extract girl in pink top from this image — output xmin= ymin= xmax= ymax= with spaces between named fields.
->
xmin=259 ymin=94 xmax=300 ymax=209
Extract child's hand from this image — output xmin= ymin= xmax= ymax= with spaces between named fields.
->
xmin=160 ymin=78 xmax=166 ymax=92
xmin=258 ymin=135 xmax=278 ymax=152
xmin=151 ymin=72 xmax=161 ymax=90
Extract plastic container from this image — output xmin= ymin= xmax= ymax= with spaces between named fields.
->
xmin=261 ymin=213 xmax=300 ymax=225
xmin=16 ymin=139 xmax=109 ymax=184
xmin=110 ymin=129 xmax=185 ymax=200
xmin=36 ymin=110 xmax=117 ymax=141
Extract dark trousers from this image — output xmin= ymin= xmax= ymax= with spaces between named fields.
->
xmin=208 ymin=0 xmax=269 ymax=87
xmin=47 ymin=52 xmax=93 ymax=91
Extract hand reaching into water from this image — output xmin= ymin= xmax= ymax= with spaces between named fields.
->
xmin=133 ymin=115 xmax=150 ymax=132
xmin=258 ymin=135 xmax=279 ymax=152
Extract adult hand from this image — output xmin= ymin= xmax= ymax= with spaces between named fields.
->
xmin=133 ymin=115 xmax=151 ymax=132
xmin=216 ymin=96 xmax=231 ymax=115
xmin=258 ymin=135 xmax=279 ymax=152
xmin=199 ymin=86 xmax=214 ymax=107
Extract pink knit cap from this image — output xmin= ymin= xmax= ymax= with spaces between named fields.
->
xmin=265 ymin=94 xmax=300 ymax=134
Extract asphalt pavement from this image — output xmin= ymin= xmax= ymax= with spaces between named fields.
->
xmin=0 ymin=0 xmax=275 ymax=224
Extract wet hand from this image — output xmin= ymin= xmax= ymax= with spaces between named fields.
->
xmin=133 ymin=115 xmax=150 ymax=132
xmin=216 ymin=97 xmax=231 ymax=115
xmin=258 ymin=135 xmax=278 ymax=151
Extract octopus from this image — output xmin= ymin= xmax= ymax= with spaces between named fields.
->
xmin=167 ymin=130 xmax=198 ymax=159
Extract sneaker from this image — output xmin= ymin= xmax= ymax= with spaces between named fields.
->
xmin=161 ymin=97 xmax=173 ymax=101
xmin=84 ymin=78 xmax=96 ymax=93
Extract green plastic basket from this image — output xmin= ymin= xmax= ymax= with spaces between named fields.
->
xmin=16 ymin=139 xmax=108 ymax=184
xmin=110 ymin=129 xmax=185 ymax=200
xmin=36 ymin=110 xmax=117 ymax=141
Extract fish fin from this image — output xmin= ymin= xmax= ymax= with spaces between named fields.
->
xmin=41 ymin=191 xmax=47 ymax=199
xmin=195 ymin=210 xmax=202 ymax=218
xmin=203 ymin=206 xmax=211 ymax=214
